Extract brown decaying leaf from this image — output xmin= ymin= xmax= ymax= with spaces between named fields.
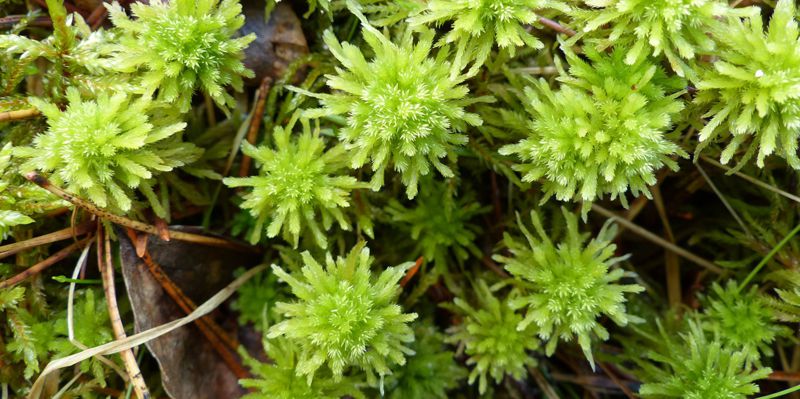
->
xmin=239 ymin=0 xmax=309 ymax=86
xmin=118 ymin=228 xmax=261 ymax=399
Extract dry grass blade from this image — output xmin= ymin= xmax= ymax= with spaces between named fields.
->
xmin=98 ymin=227 xmax=150 ymax=399
xmin=695 ymin=163 xmax=753 ymax=238
xmin=591 ymin=204 xmax=725 ymax=274
xmin=27 ymin=264 xmax=268 ymax=399
xmin=700 ymin=155 xmax=800 ymax=205
xmin=597 ymin=362 xmax=636 ymax=399
xmin=123 ymin=228 xmax=248 ymax=379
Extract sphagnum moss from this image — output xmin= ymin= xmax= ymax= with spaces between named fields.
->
xmin=1 ymin=0 xmax=798 ymax=397
xmin=267 ymin=243 xmax=418 ymax=387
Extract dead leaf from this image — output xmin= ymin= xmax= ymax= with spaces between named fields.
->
xmin=118 ymin=227 xmax=262 ymax=399
xmin=239 ymin=0 xmax=309 ymax=86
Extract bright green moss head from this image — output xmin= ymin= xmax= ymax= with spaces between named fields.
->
xmin=240 ymin=336 xmax=365 ymax=399
xmin=107 ymin=0 xmax=255 ymax=112
xmin=300 ymin=26 xmax=491 ymax=198
xmin=575 ymin=0 xmax=752 ymax=79
xmin=16 ymin=87 xmax=195 ymax=214
xmin=223 ymin=126 xmax=366 ymax=248
xmin=695 ymin=0 xmax=800 ymax=169
xmin=409 ymin=0 xmax=570 ymax=71
xmin=499 ymin=47 xmax=687 ymax=213
xmin=639 ymin=320 xmax=771 ymax=399
xmin=445 ymin=280 xmax=538 ymax=394
xmin=267 ymin=242 xmax=418 ymax=386
xmin=494 ymin=208 xmax=644 ymax=368
xmin=703 ymin=281 xmax=789 ymax=367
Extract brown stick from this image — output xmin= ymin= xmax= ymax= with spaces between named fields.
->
xmin=86 ymin=5 xmax=108 ymax=30
xmin=124 ymin=229 xmax=249 ymax=379
xmin=31 ymin=0 xmax=84 ymax=15
xmin=400 ymin=257 xmax=424 ymax=287
xmin=480 ymin=256 xmax=510 ymax=278
xmin=651 ymin=185 xmax=682 ymax=308
xmin=98 ymin=227 xmax=150 ymax=399
xmin=528 ymin=366 xmax=560 ymax=399
xmin=0 ymin=15 xmax=52 ymax=29
xmin=591 ymin=203 xmax=725 ymax=274
xmin=597 ymin=362 xmax=637 ymax=399
xmin=0 ymin=108 xmax=40 ymax=123
xmin=769 ymin=371 xmax=800 ymax=382
xmin=0 ymin=221 xmax=95 ymax=260
xmin=0 ymin=238 xmax=91 ymax=289
xmin=537 ymin=16 xmax=576 ymax=37
xmin=24 ymin=172 xmax=259 ymax=253
xmin=238 ymin=77 xmax=273 ymax=177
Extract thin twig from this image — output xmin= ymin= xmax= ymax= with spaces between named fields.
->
xmin=597 ymin=362 xmax=637 ymax=399
xmin=124 ymin=229 xmax=249 ymax=379
xmin=770 ymin=371 xmax=800 ymax=382
xmin=0 ymin=108 xmax=40 ymax=123
xmin=86 ymin=5 xmax=108 ymax=30
xmin=591 ymin=204 xmax=725 ymax=274
xmin=24 ymin=172 xmax=259 ymax=253
xmin=400 ymin=257 xmax=424 ymax=287
xmin=203 ymin=92 xmax=217 ymax=127
xmin=0 ymin=237 xmax=92 ymax=289
xmin=31 ymin=0 xmax=82 ymax=15
xmin=528 ymin=366 xmax=560 ymax=399
xmin=481 ymin=256 xmax=510 ymax=278
xmin=28 ymin=264 xmax=268 ymax=399
xmin=65 ymin=239 xmax=129 ymax=383
xmin=0 ymin=221 xmax=95 ymax=260
xmin=51 ymin=372 xmax=82 ymax=399
xmin=238 ymin=77 xmax=273 ymax=177
xmin=700 ymin=155 xmax=800 ymax=205
xmin=651 ymin=185 xmax=682 ymax=308
xmin=98 ymin=227 xmax=150 ymax=399
xmin=0 ymin=15 xmax=52 ymax=29
xmin=537 ymin=16 xmax=576 ymax=37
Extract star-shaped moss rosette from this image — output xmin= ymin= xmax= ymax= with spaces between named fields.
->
xmin=573 ymin=0 xmax=755 ymax=79
xmin=409 ymin=0 xmax=570 ymax=71
xmin=223 ymin=126 xmax=367 ymax=248
xmin=702 ymin=281 xmax=789 ymax=367
xmin=297 ymin=26 xmax=492 ymax=198
xmin=444 ymin=280 xmax=539 ymax=394
xmin=494 ymin=208 xmax=644 ymax=368
xmin=106 ymin=0 xmax=255 ymax=113
xmin=15 ymin=87 xmax=198 ymax=216
xmin=695 ymin=0 xmax=800 ymax=170
xmin=638 ymin=320 xmax=771 ymax=399
xmin=239 ymin=336 xmax=365 ymax=399
xmin=267 ymin=243 xmax=418 ymax=387
xmin=499 ymin=46 xmax=687 ymax=214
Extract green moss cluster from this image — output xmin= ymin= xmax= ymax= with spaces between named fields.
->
xmin=3 ymin=0 xmax=800 ymax=397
